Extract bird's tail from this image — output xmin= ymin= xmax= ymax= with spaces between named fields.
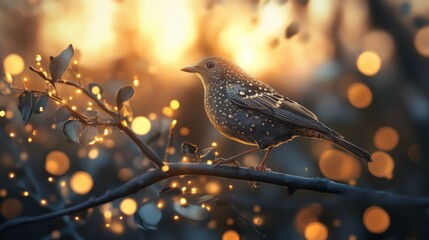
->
xmin=329 ymin=136 xmax=373 ymax=163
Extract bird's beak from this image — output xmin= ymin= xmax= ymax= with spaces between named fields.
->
xmin=180 ymin=65 xmax=199 ymax=73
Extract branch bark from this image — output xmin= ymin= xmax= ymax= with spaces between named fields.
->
xmin=1 ymin=163 xmax=428 ymax=233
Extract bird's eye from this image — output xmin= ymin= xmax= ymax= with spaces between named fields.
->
xmin=206 ymin=61 xmax=215 ymax=69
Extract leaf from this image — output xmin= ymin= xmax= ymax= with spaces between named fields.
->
xmin=63 ymin=120 xmax=81 ymax=143
xmin=173 ymin=202 xmax=209 ymax=221
xmin=134 ymin=203 xmax=162 ymax=230
xmin=119 ymin=101 xmax=133 ymax=119
xmin=199 ymin=148 xmax=213 ymax=158
xmin=146 ymin=131 xmax=161 ymax=145
xmin=34 ymin=93 xmax=48 ymax=115
xmin=49 ymin=44 xmax=74 ymax=82
xmin=181 ymin=142 xmax=198 ymax=155
xmin=79 ymin=126 xmax=98 ymax=145
xmin=54 ymin=106 xmax=71 ymax=123
xmin=116 ymin=86 xmax=134 ymax=110
xmin=18 ymin=90 xmax=36 ymax=124
xmin=285 ymin=21 xmax=300 ymax=39
xmin=82 ymin=110 xmax=99 ymax=121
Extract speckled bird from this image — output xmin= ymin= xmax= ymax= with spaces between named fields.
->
xmin=181 ymin=57 xmax=372 ymax=169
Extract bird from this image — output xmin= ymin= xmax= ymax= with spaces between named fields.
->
xmin=181 ymin=57 xmax=372 ymax=170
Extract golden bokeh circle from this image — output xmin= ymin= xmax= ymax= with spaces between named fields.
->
xmin=222 ymin=230 xmax=240 ymax=240
xmin=347 ymin=83 xmax=372 ymax=109
xmin=0 ymin=198 xmax=23 ymax=219
xmin=319 ymin=149 xmax=361 ymax=182
xmin=3 ymin=54 xmax=25 ymax=75
xmin=415 ymin=26 xmax=429 ymax=57
xmin=373 ymin=126 xmax=399 ymax=151
xmin=119 ymin=198 xmax=137 ymax=216
xmin=363 ymin=206 xmax=390 ymax=234
xmin=304 ymin=222 xmax=328 ymax=240
xmin=369 ymin=151 xmax=394 ymax=179
xmin=45 ymin=151 xmax=70 ymax=176
xmin=70 ymin=171 xmax=93 ymax=195
xmin=131 ymin=116 xmax=151 ymax=135
xmin=356 ymin=51 xmax=381 ymax=76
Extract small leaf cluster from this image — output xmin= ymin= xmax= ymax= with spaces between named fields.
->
xmin=15 ymin=44 xmax=137 ymax=146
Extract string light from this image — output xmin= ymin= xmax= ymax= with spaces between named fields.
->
xmin=179 ymin=197 xmax=187 ymax=206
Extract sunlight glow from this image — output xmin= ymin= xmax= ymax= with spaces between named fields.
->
xmin=136 ymin=0 xmax=197 ymax=66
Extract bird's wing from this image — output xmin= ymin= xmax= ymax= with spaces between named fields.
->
xmin=226 ymin=83 xmax=342 ymax=138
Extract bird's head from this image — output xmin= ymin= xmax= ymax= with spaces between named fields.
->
xmin=181 ymin=56 xmax=246 ymax=87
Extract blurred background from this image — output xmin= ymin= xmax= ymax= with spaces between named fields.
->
xmin=1 ymin=0 xmax=429 ymax=239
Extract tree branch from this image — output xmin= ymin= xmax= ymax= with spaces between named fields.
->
xmin=1 ymin=163 xmax=428 ymax=233
xmin=27 ymin=66 xmax=164 ymax=168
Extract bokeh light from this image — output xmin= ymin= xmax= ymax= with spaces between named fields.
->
xmin=415 ymin=26 xmax=429 ymax=57
xmin=131 ymin=116 xmax=151 ymax=135
xmin=363 ymin=206 xmax=390 ymax=234
xmin=45 ymin=151 xmax=70 ymax=176
xmin=369 ymin=151 xmax=394 ymax=179
xmin=222 ymin=230 xmax=240 ymax=240
xmin=319 ymin=149 xmax=361 ymax=182
xmin=70 ymin=171 xmax=93 ymax=195
xmin=179 ymin=127 xmax=190 ymax=136
xmin=347 ymin=82 xmax=372 ymax=108
xmin=170 ymin=100 xmax=180 ymax=110
xmin=135 ymin=0 xmax=197 ymax=66
xmin=0 ymin=198 xmax=23 ymax=219
xmin=120 ymin=198 xmax=137 ymax=216
xmin=118 ymin=168 xmax=133 ymax=182
xmin=356 ymin=51 xmax=381 ymax=76
xmin=3 ymin=54 xmax=25 ymax=75
xmin=88 ymin=148 xmax=99 ymax=160
xmin=363 ymin=30 xmax=395 ymax=61
xmin=110 ymin=221 xmax=124 ymax=235
xmin=294 ymin=204 xmax=323 ymax=233
xmin=373 ymin=126 xmax=399 ymax=151
xmin=408 ymin=143 xmax=422 ymax=162
xmin=39 ymin=0 xmax=119 ymax=68
xmin=205 ymin=181 xmax=221 ymax=195
xmin=304 ymin=222 xmax=328 ymax=240
xmin=0 ymin=0 xmax=428 ymax=238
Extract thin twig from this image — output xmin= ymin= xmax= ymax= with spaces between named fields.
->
xmin=1 ymin=163 xmax=428 ymax=233
xmin=164 ymin=120 xmax=177 ymax=163
xmin=27 ymin=67 xmax=164 ymax=167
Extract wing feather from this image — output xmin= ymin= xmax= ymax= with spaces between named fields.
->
xmin=226 ymin=83 xmax=342 ymax=138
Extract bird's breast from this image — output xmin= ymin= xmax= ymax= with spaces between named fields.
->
xmin=204 ymin=85 xmax=255 ymax=145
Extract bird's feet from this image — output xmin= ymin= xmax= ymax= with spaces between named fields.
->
xmin=212 ymin=157 xmax=240 ymax=167
xmin=250 ymin=164 xmax=271 ymax=172
xmin=212 ymin=148 xmax=260 ymax=166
